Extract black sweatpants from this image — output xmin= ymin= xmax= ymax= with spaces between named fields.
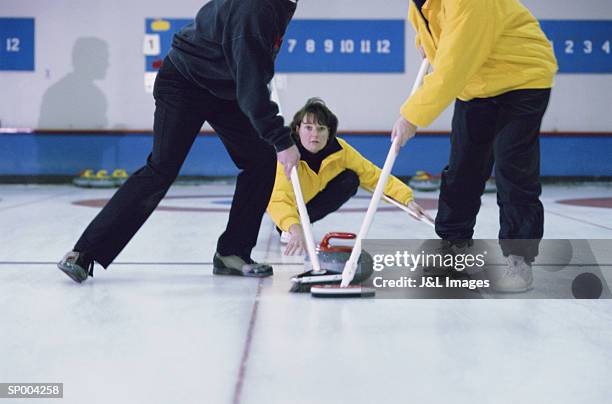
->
xmin=435 ymin=88 xmax=551 ymax=261
xmin=277 ymin=169 xmax=359 ymax=234
xmin=74 ymin=58 xmax=277 ymax=267
xmin=307 ymin=169 xmax=360 ymax=222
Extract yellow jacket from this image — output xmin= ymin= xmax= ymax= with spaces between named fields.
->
xmin=401 ymin=0 xmax=558 ymax=127
xmin=268 ymin=138 xmax=414 ymax=231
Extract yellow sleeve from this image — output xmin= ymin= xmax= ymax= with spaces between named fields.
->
xmin=339 ymin=139 xmax=413 ymax=205
xmin=409 ymin=4 xmax=421 ymax=50
xmin=266 ymin=163 xmax=301 ymax=232
xmin=401 ymin=0 xmax=500 ymax=127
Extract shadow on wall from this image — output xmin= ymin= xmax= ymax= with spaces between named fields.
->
xmin=39 ymin=37 xmax=109 ymax=128
xmin=37 ymin=37 xmax=121 ymax=175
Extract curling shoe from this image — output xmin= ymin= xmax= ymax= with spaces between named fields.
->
xmin=213 ymin=253 xmax=273 ymax=277
xmin=57 ymin=251 xmax=94 ymax=283
xmin=493 ymin=254 xmax=533 ymax=293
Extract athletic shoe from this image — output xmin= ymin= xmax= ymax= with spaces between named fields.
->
xmin=213 ymin=253 xmax=273 ymax=277
xmin=420 ymin=239 xmax=473 ymax=277
xmin=57 ymin=251 xmax=94 ymax=283
xmin=493 ymin=254 xmax=533 ymax=292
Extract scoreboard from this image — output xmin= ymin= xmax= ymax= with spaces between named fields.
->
xmin=144 ymin=19 xmax=405 ymax=74
xmin=144 ymin=19 xmax=611 ymax=75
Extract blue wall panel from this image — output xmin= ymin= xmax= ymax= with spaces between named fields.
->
xmin=1 ymin=133 xmax=610 ymax=177
xmin=540 ymin=20 xmax=612 ymax=73
xmin=274 ymin=20 xmax=405 ymax=73
xmin=0 ymin=18 xmax=35 ymax=71
xmin=145 ymin=18 xmax=405 ymax=73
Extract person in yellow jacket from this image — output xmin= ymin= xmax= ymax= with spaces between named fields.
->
xmin=392 ymin=0 xmax=558 ymax=292
xmin=268 ymin=97 xmax=430 ymax=255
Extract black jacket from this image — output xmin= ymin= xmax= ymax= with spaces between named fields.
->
xmin=168 ymin=0 xmax=297 ymax=151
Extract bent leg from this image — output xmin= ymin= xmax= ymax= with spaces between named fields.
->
xmin=74 ymin=59 xmax=209 ymax=267
xmin=306 ymin=169 xmax=359 ymax=223
xmin=208 ymin=100 xmax=278 ymax=260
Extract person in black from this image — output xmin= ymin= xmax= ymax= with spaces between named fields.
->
xmin=58 ymin=0 xmax=301 ymax=283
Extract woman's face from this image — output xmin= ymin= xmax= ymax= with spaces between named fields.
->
xmin=297 ymin=114 xmax=329 ymax=154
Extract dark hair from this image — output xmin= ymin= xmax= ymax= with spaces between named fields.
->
xmin=290 ymin=97 xmax=339 ymax=144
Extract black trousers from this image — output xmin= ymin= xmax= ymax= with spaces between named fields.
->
xmin=435 ymin=88 xmax=551 ymax=261
xmin=277 ymin=169 xmax=359 ymax=233
xmin=74 ymin=58 xmax=277 ymax=267
xmin=308 ymin=169 xmax=359 ymax=222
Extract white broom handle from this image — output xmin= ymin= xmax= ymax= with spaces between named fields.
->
xmin=411 ymin=58 xmax=430 ymax=97
xmin=290 ymin=166 xmax=322 ymax=273
xmin=341 ymin=58 xmax=429 ymax=287
xmin=340 ymin=139 xmax=400 ymax=286
xmin=366 ymin=187 xmax=435 ymax=227
xmin=270 ymin=78 xmax=322 ymax=273
xmin=270 ymin=76 xmax=283 ymax=115
xmin=381 ymin=194 xmax=435 ymax=228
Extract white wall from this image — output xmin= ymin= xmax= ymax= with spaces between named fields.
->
xmin=1 ymin=0 xmax=611 ymax=131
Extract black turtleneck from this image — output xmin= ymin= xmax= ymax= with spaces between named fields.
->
xmin=413 ymin=0 xmax=426 ymax=11
xmin=412 ymin=0 xmax=431 ymax=32
xmin=296 ymin=137 xmax=342 ymax=173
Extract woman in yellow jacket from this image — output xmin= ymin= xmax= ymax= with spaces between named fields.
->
xmin=392 ymin=0 xmax=558 ymax=292
xmin=268 ymin=98 xmax=430 ymax=255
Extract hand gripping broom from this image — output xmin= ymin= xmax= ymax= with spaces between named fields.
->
xmin=336 ymin=58 xmax=430 ymax=291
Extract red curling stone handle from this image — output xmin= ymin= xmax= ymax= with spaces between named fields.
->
xmin=319 ymin=232 xmax=356 ymax=253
